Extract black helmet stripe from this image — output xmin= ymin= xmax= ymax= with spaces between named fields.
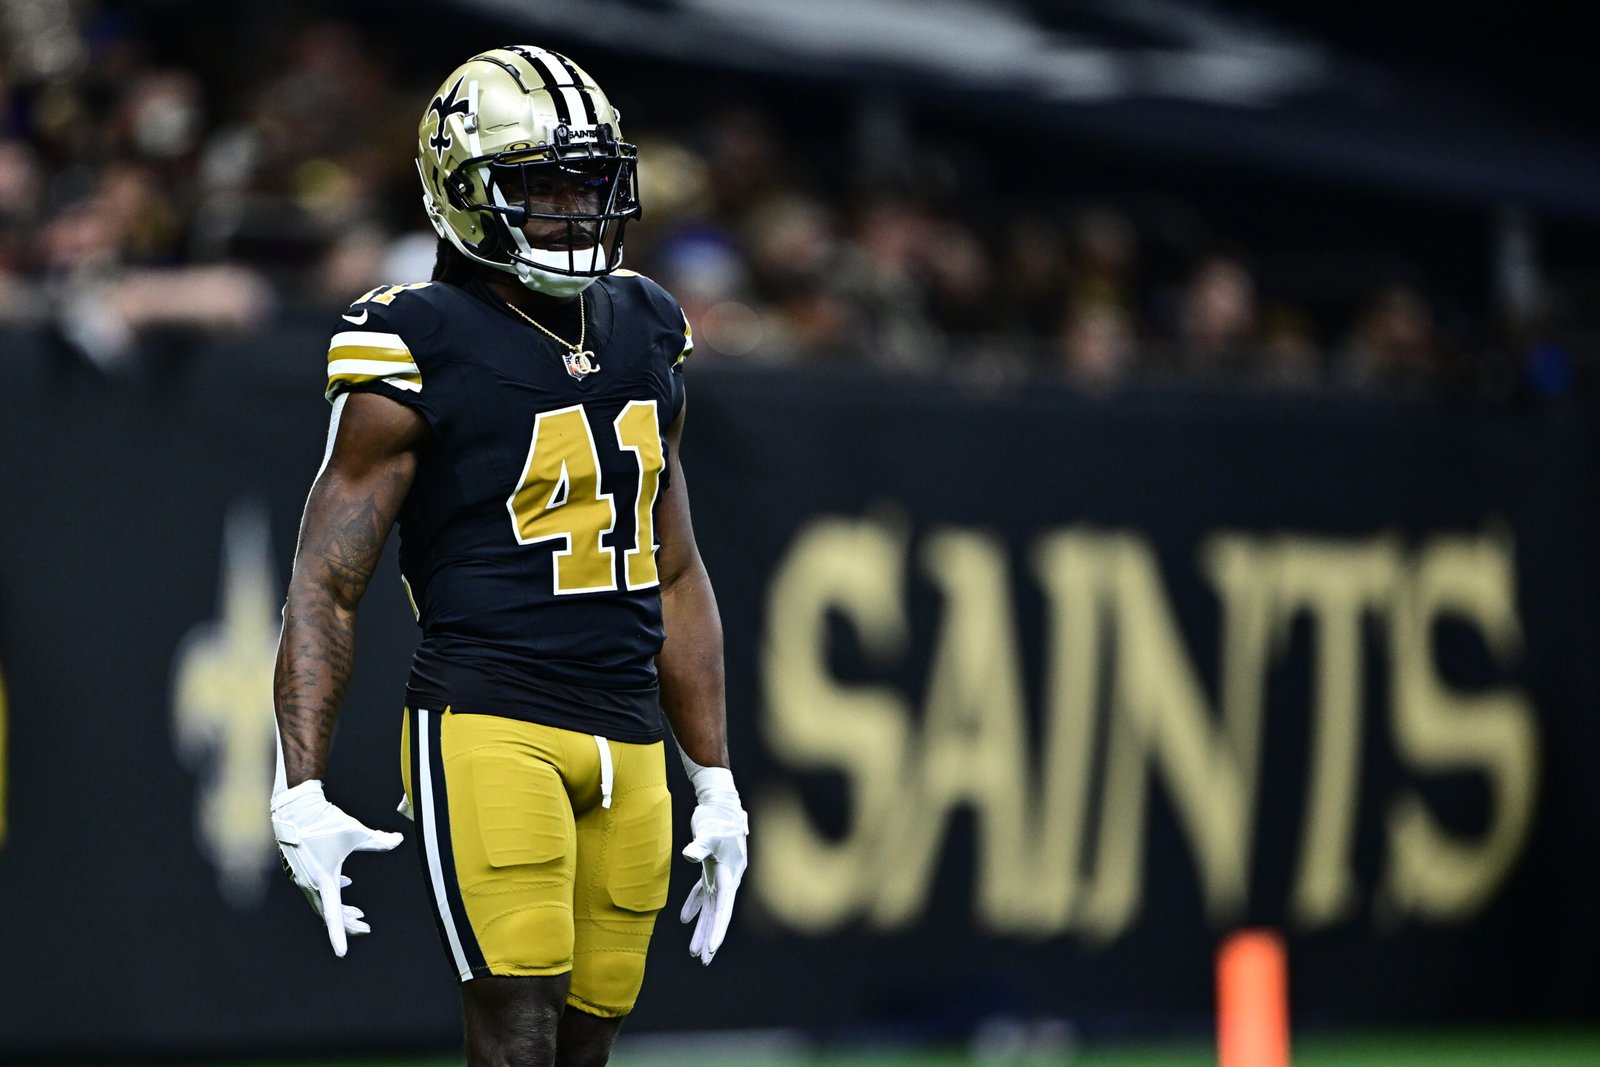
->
xmin=503 ymin=45 xmax=595 ymax=129
xmin=502 ymin=45 xmax=570 ymax=125
xmin=545 ymin=52 xmax=600 ymax=126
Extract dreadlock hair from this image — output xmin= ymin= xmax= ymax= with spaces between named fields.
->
xmin=431 ymin=237 xmax=477 ymax=284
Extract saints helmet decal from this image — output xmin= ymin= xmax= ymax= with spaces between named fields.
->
xmin=417 ymin=46 xmax=641 ymax=297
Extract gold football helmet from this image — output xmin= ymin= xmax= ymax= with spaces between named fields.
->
xmin=417 ymin=46 xmax=641 ymax=296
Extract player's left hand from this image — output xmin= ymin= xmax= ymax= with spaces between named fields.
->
xmin=271 ymin=779 xmax=403 ymax=957
xmin=679 ymin=766 xmax=748 ymax=965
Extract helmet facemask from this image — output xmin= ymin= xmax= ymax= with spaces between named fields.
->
xmin=441 ymin=128 xmax=640 ymax=297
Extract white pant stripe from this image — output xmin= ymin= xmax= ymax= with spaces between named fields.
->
xmin=416 ymin=708 xmax=473 ymax=982
xmin=594 ymin=734 xmax=614 ymax=809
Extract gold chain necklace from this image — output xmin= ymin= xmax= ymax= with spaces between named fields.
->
xmin=504 ymin=292 xmax=601 ymax=378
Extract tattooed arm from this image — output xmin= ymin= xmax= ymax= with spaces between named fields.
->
xmin=275 ymin=391 xmax=430 ymax=788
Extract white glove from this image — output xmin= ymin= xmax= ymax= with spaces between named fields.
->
xmin=271 ymin=780 xmax=403 ymax=957
xmin=679 ymin=764 xmax=748 ymax=965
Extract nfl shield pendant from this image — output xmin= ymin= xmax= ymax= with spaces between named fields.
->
xmin=563 ymin=348 xmax=601 ymax=380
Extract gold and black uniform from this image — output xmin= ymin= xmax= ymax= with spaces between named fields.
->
xmin=324 ymin=271 xmax=691 ymax=1011
xmin=326 ymin=271 xmax=690 ymax=741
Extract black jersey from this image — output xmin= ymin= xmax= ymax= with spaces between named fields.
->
xmin=323 ymin=272 xmax=691 ymax=742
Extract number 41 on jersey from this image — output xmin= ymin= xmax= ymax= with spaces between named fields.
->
xmin=507 ymin=401 xmax=664 ymax=595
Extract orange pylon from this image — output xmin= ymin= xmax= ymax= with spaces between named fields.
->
xmin=1216 ymin=928 xmax=1290 ymax=1067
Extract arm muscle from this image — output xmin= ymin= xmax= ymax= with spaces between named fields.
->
xmin=275 ymin=392 xmax=428 ymax=786
xmin=654 ymin=398 xmax=730 ymax=770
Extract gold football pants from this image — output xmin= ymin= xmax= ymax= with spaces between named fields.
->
xmin=401 ymin=707 xmax=672 ymax=1017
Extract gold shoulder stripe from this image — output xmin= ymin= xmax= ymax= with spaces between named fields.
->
xmin=326 ymin=331 xmax=421 ymax=400
xmin=611 ymin=268 xmax=640 ymax=277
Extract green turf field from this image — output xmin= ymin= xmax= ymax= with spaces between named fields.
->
xmin=38 ymin=1029 xmax=1600 ymax=1067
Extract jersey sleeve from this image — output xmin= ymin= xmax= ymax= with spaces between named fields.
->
xmin=656 ymin=292 xmax=691 ymax=424
xmin=675 ymin=306 xmax=694 ymax=367
xmin=325 ymin=325 xmax=420 ymax=400
xmin=323 ymin=285 xmax=442 ymax=428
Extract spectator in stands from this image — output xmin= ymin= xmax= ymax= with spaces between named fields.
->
xmin=744 ymin=194 xmax=862 ymax=365
xmin=0 ymin=138 xmax=45 ymax=322
xmin=1001 ymin=215 xmax=1071 ymax=341
xmin=839 ymin=200 xmax=941 ymax=372
xmin=110 ymin=68 xmax=205 ymax=186
xmin=1175 ymin=253 xmax=1259 ymax=381
xmin=1333 ymin=284 xmax=1443 ymax=394
xmin=1057 ymin=299 xmax=1138 ymax=394
xmin=43 ymin=162 xmax=273 ymax=371
xmin=1065 ymin=206 xmax=1139 ymax=316
xmin=1256 ymin=305 xmax=1322 ymax=389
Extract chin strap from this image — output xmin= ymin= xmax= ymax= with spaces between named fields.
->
xmin=514 ymin=258 xmax=598 ymax=298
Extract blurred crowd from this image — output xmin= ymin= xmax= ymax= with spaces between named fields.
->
xmin=1 ymin=9 xmax=1590 ymax=399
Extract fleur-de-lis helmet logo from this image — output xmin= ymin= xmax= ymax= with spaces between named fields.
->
xmin=426 ymin=77 xmax=470 ymax=163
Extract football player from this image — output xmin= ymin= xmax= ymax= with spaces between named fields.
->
xmin=270 ymin=46 xmax=747 ymax=1066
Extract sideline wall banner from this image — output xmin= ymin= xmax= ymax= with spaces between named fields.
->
xmin=679 ymin=374 xmax=1600 ymax=1036
xmin=1 ymin=348 xmax=1597 ymax=1056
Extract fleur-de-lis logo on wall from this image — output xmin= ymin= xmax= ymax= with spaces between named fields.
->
xmin=171 ymin=503 xmax=281 ymax=909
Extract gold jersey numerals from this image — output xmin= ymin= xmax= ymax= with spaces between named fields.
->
xmin=614 ymin=401 xmax=666 ymax=590
xmin=506 ymin=401 xmax=664 ymax=594
xmin=355 ymin=282 xmax=431 ymax=306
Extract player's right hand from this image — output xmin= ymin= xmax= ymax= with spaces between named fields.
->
xmin=270 ymin=779 xmax=403 ymax=957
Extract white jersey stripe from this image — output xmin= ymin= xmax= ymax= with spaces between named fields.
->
xmin=329 ymin=330 xmax=409 ymax=351
xmin=327 ymin=358 xmax=421 ymax=379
